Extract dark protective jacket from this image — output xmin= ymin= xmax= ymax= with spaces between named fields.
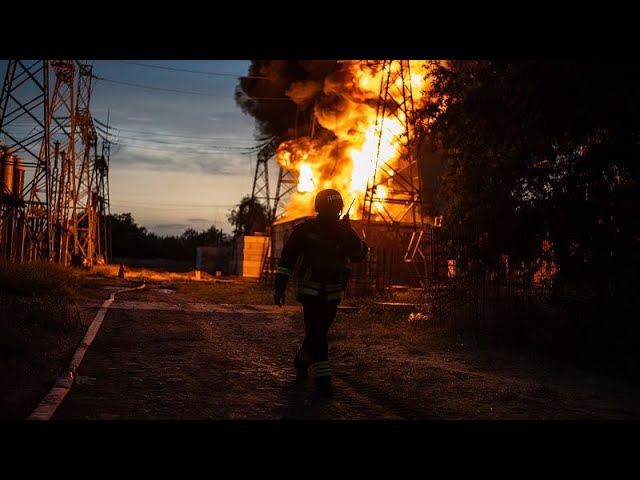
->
xmin=274 ymin=216 xmax=368 ymax=303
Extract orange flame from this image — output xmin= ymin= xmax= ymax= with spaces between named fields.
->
xmin=297 ymin=163 xmax=316 ymax=193
xmin=275 ymin=60 xmax=437 ymax=223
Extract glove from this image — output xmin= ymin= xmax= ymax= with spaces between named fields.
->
xmin=340 ymin=212 xmax=351 ymax=228
xmin=274 ymin=288 xmax=285 ymax=307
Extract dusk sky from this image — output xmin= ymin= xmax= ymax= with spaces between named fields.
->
xmin=0 ymin=60 xmax=266 ymax=237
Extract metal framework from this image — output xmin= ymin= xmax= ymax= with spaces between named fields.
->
xmin=73 ymin=63 xmax=98 ymax=265
xmin=95 ymin=114 xmax=114 ymax=264
xmin=272 ymin=165 xmax=297 ymax=222
xmin=362 ymin=60 xmax=427 ymax=285
xmin=48 ymin=60 xmax=77 ymax=265
xmin=0 ymin=60 xmax=110 ymax=265
xmin=272 ymin=106 xmax=313 ymax=222
xmin=251 ymin=138 xmax=278 ymax=222
xmin=0 ymin=60 xmax=51 ymax=261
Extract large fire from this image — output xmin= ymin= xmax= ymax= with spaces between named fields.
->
xmin=274 ymin=60 xmax=433 ymax=222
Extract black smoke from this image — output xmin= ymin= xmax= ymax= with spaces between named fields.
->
xmin=235 ymin=60 xmax=341 ymax=142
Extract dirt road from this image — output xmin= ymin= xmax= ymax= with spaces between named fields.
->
xmin=53 ymin=284 xmax=640 ymax=420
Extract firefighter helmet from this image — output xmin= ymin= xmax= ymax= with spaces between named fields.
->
xmin=314 ymin=188 xmax=344 ymax=216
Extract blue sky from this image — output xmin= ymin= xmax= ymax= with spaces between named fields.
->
xmin=0 ymin=60 xmax=265 ymax=236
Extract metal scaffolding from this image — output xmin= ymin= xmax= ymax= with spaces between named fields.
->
xmin=251 ymin=138 xmax=278 ymax=222
xmin=272 ymin=106 xmax=313 ymax=223
xmin=362 ymin=60 xmax=427 ymax=286
xmin=0 ymin=60 xmax=111 ymax=265
xmin=73 ymin=62 xmax=98 ymax=265
xmin=0 ymin=60 xmax=52 ymax=261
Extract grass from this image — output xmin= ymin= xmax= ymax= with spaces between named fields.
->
xmin=0 ymin=260 xmax=88 ymax=419
xmin=89 ymin=264 xmax=276 ymax=304
xmin=92 ymin=264 xmax=206 ymax=283
xmin=162 ymin=279 xmax=277 ymax=305
xmin=0 ymin=260 xmax=83 ymax=334
xmin=0 ymin=259 xmax=79 ymax=297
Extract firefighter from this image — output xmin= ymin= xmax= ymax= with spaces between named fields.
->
xmin=273 ymin=188 xmax=368 ymax=397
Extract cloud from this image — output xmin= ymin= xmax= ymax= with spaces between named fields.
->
xmin=187 ymin=218 xmax=210 ymax=223
xmin=126 ymin=117 xmax=153 ymax=122
xmin=152 ymin=223 xmax=191 ymax=230
xmin=115 ymin=145 xmax=244 ymax=176
xmin=150 ymin=223 xmax=192 ymax=237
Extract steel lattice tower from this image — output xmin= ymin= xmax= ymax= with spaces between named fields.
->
xmin=0 ymin=60 xmax=105 ymax=265
xmin=97 ymin=125 xmax=112 ymax=264
xmin=0 ymin=60 xmax=53 ymax=261
xmin=47 ymin=60 xmax=77 ymax=265
xmin=272 ymin=106 xmax=312 ymax=223
xmin=362 ymin=60 xmax=427 ymax=285
xmin=73 ymin=62 xmax=98 ymax=265
xmin=251 ymin=138 xmax=278 ymax=222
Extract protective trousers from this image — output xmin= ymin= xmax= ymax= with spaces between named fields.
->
xmin=295 ymin=297 xmax=338 ymax=383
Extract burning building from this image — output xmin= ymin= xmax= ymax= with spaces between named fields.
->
xmin=236 ymin=60 xmax=447 ymax=289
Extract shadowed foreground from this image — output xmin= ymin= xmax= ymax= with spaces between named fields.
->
xmin=54 ymin=285 xmax=640 ymax=420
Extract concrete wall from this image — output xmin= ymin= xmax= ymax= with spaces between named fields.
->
xmin=196 ymin=245 xmax=232 ymax=275
xmin=230 ymin=235 xmax=270 ymax=278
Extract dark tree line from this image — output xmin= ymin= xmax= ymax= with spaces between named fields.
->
xmin=109 ymin=194 xmax=270 ymax=261
xmin=421 ymin=60 xmax=640 ymax=305
xmin=109 ymin=213 xmax=229 ymax=261
xmin=226 ymin=195 xmax=269 ymax=236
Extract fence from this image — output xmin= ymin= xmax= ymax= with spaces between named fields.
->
xmin=260 ymin=222 xmax=638 ymax=367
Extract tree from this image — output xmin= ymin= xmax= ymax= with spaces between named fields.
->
xmin=421 ymin=60 xmax=640 ymax=301
xmin=227 ymin=195 xmax=269 ymax=236
xmin=108 ymin=213 xmax=229 ymax=261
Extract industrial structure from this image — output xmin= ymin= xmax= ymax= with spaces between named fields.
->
xmin=0 ymin=60 xmax=111 ymax=266
xmin=361 ymin=60 xmax=427 ymax=284
xmin=247 ymin=60 xmax=434 ymax=292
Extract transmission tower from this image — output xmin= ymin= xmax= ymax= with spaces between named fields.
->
xmin=0 ymin=60 xmax=53 ymax=262
xmin=362 ymin=60 xmax=427 ymax=285
xmin=96 ymin=117 xmax=112 ymax=264
xmin=272 ymin=105 xmax=313 ymax=222
xmin=251 ymin=138 xmax=278 ymax=222
xmin=47 ymin=60 xmax=78 ymax=265
xmin=272 ymin=167 xmax=297 ymax=222
xmin=0 ymin=60 xmax=104 ymax=266
xmin=73 ymin=62 xmax=98 ymax=265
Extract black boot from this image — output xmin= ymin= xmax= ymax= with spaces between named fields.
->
xmin=315 ymin=376 xmax=332 ymax=398
xmin=293 ymin=347 xmax=312 ymax=381
xmin=294 ymin=358 xmax=309 ymax=381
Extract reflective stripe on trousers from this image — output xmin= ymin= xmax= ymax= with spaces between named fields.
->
xmin=309 ymin=360 xmax=331 ymax=378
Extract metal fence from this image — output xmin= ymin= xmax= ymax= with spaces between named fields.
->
xmin=260 ymin=223 xmax=634 ymax=360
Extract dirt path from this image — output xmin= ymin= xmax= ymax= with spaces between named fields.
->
xmin=54 ymin=286 xmax=640 ymax=420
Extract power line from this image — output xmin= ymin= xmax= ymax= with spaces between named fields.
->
xmin=92 ymin=74 xmax=292 ymax=101
xmin=108 ymin=60 xmax=270 ymax=80
xmin=93 ymin=124 xmax=256 ymax=143
xmin=102 ymin=132 xmax=259 ymax=148
xmin=115 ymin=140 xmax=260 ymax=154
xmin=94 ymin=118 xmax=117 ymax=130
xmin=110 ymin=201 xmax=236 ymax=208
xmin=93 ymin=75 xmax=228 ymax=97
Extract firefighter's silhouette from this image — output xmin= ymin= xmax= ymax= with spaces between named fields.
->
xmin=274 ymin=189 xmax=368 ymax=396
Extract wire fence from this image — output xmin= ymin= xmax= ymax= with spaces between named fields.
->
xmin=260 ymin=223 xmax=639 ymax=370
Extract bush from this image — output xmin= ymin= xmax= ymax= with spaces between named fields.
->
xmin=0 ymin=260 xmax=78 ymax=297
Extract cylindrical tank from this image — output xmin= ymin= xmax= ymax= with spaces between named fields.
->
xmin=2 ymin=148 xmax=14 ymax=197
xmin=13 ymin=156 xmax=26 ymax=198
xmin=0 ymin=147 xmax=5 ymax=197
